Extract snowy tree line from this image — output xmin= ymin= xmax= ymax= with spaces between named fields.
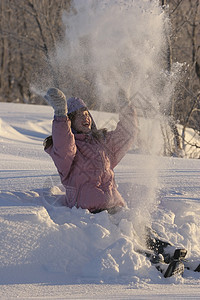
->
xmin=0 ymin=0 xmax=71 ymax=104
xmin=162 ymin=0 xmax=200 ymax=156
xmin=0 ymin=0 xmax=200 ymax=157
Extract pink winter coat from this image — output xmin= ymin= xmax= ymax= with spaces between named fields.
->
xmin=45 ymin=110 xmax=137 ymax=212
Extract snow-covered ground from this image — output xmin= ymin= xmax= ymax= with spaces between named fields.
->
xmin=0 ymin=102 xmax=200 ymax=299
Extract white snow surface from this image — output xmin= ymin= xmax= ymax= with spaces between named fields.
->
xmin=0 ymin=102 xmax=200 ymax=299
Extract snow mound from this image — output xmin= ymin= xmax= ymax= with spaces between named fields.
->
xmin=0 ymin=118 xmax=30 ymax=142
xmin=0 ymin=204 xmax=168 ymax=285
xmin=1 ymin=103 xmax=200 ymax=297
xmin=152 ymin=197 xmax=200 ymax=261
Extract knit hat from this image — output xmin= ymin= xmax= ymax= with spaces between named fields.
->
xmin=67 ymin=97 xmax=97 ymax=133
xmin=67 ymin=97 xmax=87 ymax=115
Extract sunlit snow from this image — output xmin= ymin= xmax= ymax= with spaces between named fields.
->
xmin=0 ymin=102 xmax=200 ymax=299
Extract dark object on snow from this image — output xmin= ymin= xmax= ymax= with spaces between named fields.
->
xmin=138 ymin=247 xmax=185 ymax=278
xmin=145 ymin=227 xmax=200 ymax=274
xmin=146 ymin=234 xmax=187 ymax=264
xmin=158 ymin=259 xmax=185 ymax=278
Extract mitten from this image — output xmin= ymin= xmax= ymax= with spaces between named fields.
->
xmin=44 ymin=88 xmax=67 ymax=117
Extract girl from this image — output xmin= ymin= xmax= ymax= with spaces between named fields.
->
xmin=44 ymin=88 xmax=138 ymax=213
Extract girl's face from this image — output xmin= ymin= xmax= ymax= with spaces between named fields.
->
xmin=72 ymin=110 xmax=92 ymax=133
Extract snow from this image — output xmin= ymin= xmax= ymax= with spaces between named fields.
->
xmin=0 ymin=102 xmax=200 ymax=298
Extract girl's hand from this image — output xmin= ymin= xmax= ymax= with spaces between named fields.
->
xmin=44 ymin=88 xmax=68 ymax=117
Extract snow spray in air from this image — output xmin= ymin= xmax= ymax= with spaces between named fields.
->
xmin=36 ymin=1 xmax=181 ymax=235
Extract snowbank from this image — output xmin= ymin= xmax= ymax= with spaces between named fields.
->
xmin=0 ymin=205 xmax=153 ymax=284
xmin=0 ymin=102 xmax=200 ymax=298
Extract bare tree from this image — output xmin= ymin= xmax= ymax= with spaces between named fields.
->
xmin=159 ymin=0 xmax=200 ymax=157
xmin=0 ymin=0 xmax=71 ymax=103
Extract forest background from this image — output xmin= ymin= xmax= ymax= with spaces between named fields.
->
xmin=0 ymin=0 xmax=200 ymax=157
